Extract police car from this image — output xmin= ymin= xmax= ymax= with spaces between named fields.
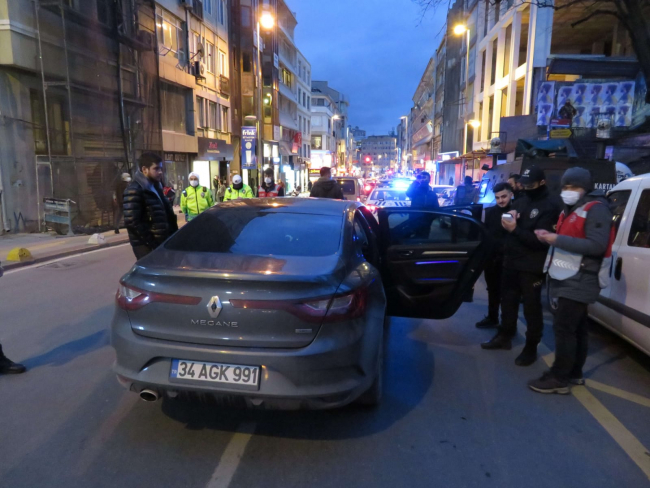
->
xmin=365 ymin=188 xmax=411 ymax=218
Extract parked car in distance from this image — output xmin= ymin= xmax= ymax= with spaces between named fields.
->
xmin=365 ymin=189 xmax=411 ymax=217
xmin=588 ymin=174 xmax=650 ymax=356
xmin=334 ymin=177 xmax=367 ymax=202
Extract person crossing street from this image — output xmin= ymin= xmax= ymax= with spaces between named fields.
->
xmin=223 ymin=175 xmax=254 ymax=201
xmin=180 ymin=172 xmax=214 ymax=221
xmin=529 ymin=168 xmax=613 ymax=394
xmin=258 ymin=168 xmax=285 ymax=197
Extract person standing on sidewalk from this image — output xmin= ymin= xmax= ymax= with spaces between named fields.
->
xmin=223 ymin=175 xmax=254 ymax=201
xmin=528 ymin=168 xmax=613 ymax=394
xmin=180 ymin=172 xmax=214 ymax=222
xmin=475 ymin=182 xmax=513 ymax=329
xmin=508 ymin=174 xmax=524 ymax=201
xmin=481 ymin=166 xmax=561 ymax=366
xmin=406 ymin=172 xmax=439 ymax=209
xmin=258 ymin=168 xmax=285 ymax=197
xmin=454 ymin=176 xmax=479 ymax=206
xmin=123 ymin=153 xmax=178 ymax=260
xmin=113 ymin=172 xmax=131 ymax=234
xmin=310 ymin=167 xmax=344 ymax=199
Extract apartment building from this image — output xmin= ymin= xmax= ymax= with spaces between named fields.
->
xmin=312 ymin=81 xmax=352 ymax=172
xmin=155 ymin=0 xmax=233 ymax=194
xmin=310 ymin=89 xmax=337 ymax=177
xmin=295 ymin=50 xmax=312 ymax=190
xmin=410 ymin=57 xmax=435 ymax=172
xmin=361 ymin=136 xmax=398 ymax=174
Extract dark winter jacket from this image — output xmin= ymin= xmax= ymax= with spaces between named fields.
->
xmin=503 ymin=185 xmax=562 ymax=273
xmin=549 ymin=191 xmax=612 ymax=304
xmin=406 ymin=182 xmax=440 ymax=209
xmin=310 ymin=177 xmax=344 ymax=199
xmin=484 ymin=203 xmax=512 ymax=258
xmin=123 ymin=171 xmax=178 ymax=250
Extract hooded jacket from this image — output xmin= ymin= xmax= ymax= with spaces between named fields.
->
xmin=406 ymin=181 xmax=440 ymax=209
xmin=123 ymin=171 xmax=178 ymax=249
xmin=548 ymin=190 xmax=612 ymax=304
xmin=310 ymin=177 xmax=344 ymax=199
xmin=503 ymin=185 xmax=562 ymax=273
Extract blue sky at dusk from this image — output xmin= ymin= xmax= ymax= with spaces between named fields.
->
xmin=292 ymin=0 xmax=446 ymax=136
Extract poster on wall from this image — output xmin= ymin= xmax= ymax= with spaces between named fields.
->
xmin=536 ymin=82 xmax=555 ymax=125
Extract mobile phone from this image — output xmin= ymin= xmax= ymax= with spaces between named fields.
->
xmin=502 ymin=213 xmax=514 ymax=221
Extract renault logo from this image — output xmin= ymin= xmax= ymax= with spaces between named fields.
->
xmin=207 ymin=296 xmax=222 ymax=318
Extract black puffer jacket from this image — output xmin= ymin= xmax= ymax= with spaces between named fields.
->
xmin=310 ymin=177 xmax=344 ymax=199
xmin=123 ymin=171 xmax=178 ymax=249
xmin=406 ymin=182 xmax=440 ymax=209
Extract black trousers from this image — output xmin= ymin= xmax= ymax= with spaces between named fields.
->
xmin=484 ymin=257 xmax=503 ymax=322
xmin=132 ymin=245 xmax=153 ymax=261
xmin=500 ymin=267 xmax=544 ymax=344
xmin=113 ymin=204 xmax=123 ymax=231
xmin=551 ymin=297 xmax=589 ymax=381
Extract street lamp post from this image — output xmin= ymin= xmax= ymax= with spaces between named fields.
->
xmin=256 ymin=9 xmax=275 ymax=183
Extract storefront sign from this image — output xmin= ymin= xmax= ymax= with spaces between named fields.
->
xmin=292 ymin=132 xmax=302 ymax=154
xmin=550 ymin=129 xmax=572 ymax=139
xmin=198 ymin=137 xmax=235 ymax=161
xmin=164 ymin=152 xmax=187 ymax=163
xmin=241 ymin=126 xmax=257 ymax=170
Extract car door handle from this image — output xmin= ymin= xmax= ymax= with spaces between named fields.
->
xmin=398 ymin=250 xmax=414 ymax=257
xmin=614 ymin=257 xmax=623 ymax=281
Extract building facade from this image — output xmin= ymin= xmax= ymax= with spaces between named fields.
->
xmin=295 ymin=50 xmax=312 ymax=190
xmin=310 ymin=88 xmax=337 ymax=177
xmin=360 ymin=135 xmax=397 ymax=175
xmin=410 ymin=57 xmax=436 ymax=173
xmin=312 ymin=81 xmax=351 ymax=173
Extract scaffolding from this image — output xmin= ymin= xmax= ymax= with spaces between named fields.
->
xmin=32 ymin=0 xmax=161 ymax=231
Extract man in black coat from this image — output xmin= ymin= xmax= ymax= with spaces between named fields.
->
xmin=123 ymin=153 xmax=178 ymax=260
xmin=481 ymin=166 xmax=562 ymax=366
xmin=476 ymin=182 xmax=513 ymax=329
xmin=310 ymin=167 xmax=344 ymax=199
xmin=406 ymin=172 xmax=439 ymax=209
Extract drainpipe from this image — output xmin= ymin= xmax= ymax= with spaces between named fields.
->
xmin=0 ymin=159 xmax=10 ymax=233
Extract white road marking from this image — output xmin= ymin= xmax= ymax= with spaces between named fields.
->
xmin=206 ymin=422 xmax=256 ymax=488
xmin=3 ymin=243 xmax=131 ymax=275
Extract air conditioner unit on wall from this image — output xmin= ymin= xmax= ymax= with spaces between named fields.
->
xmin=194 ymin=61 xmax=206 ymax=79
xmin=180 ymin=0 xmax=193 ymax=9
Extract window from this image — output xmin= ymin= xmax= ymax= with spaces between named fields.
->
xmin=156 ymin=10 xmax=184 ymax=61
xmin=218 ymin=0 xmax=226 ymax=25
xmin=162 ymin=83 xmax=188 ymax=133
xmin=353 ymin=216 xmax=371 ymax=258
xmin=387 ymin=212 xmax=480 ymax=245
xmin=608 ymin=191 xmax=631 ymax=237
xmin=503 ymin=24 xmax=512 ymax=77
xmin=628 ymin=190 xmax=650 ymax=248
xmin=30 ymin=90 xmax=70 ymax=155
xmin=219 ymin=50 xmax=228 ymax=76
xmin=315 ymin=98 xmax=325 ymax=106
xmin=490 ymin=38 xmax=498 ymax=85
xmin=298 ymin=88 xmax=301 ymax=103
xmin=312 ymin=135 xmax=322 ymax=149
xmin=97 ymin=0 xmax=114 ymax=26
xmin=206 ymin=42 xmax=215 ymax=73
xmin=165 ymin=211 xmax=343 ymax=257
xmin=480 ymin=50 xmax=487 ymax=92
xmin=221 ymin=105 xmax=229 ymax=132
xmin=518 ymin=10 xmax=530 ymax=67
xmin=204 ymin=0 xmax=212 ymax=15
xmin=307 ymin=97 xmax=310 ymax=109
xmin=242 ymin=52 xmax=252 ymax=72
xmin=241 ymin=6 xmax=251 ymax=28
xmin=282 ymin=68 xmax=292 ymax=87
xmin=209 ymin=101 xmax=217 ymax=129
xmin=197 ymin=96 xmax=206 ymax=128
xmin=303 ymin=92 xmax=306 ymax=107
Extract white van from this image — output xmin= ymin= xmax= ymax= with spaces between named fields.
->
xmin=589 ymin=174 xmax=650 ymax=356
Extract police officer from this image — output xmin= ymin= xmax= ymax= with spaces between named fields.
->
xmin=258 ymin=168 xmax=285 ymax=197
xmin=224 ymin=175 xmax=254 ymax=201
xmin=476 ymin=182 xmax=513 ymax=329
xmin=482 ymin=166 xmax=561 ymax=366
xmin=529 ymin=168 xmax=612 ymax=394
xmin=180 ymin=172 xmax=214 ymax=221
xmin=406 ymin=171 xmax=439 ymax=209
xmin=508 ymin=174 xmax=524 ymax=201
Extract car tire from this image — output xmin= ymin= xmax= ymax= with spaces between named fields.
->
xmin=355 ymin=341 xmax=384 ymax=407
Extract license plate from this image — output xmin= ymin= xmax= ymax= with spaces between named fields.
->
xmin=170 ymin=359 xmax=260 ymax=387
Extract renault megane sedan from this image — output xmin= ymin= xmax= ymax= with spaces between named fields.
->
xmin=111 ymin=198 xmax=490 ymax=409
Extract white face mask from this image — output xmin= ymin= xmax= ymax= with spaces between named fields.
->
xmin=190 ymin=180 xmax=199 ymax=187
xmin=264 ymin=177 xmax=273 ymax=185
xmin=561 ymin=190 xmax=582 ymax=206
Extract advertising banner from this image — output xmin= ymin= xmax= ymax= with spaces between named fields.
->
xmin=536 ymin=82 xmax=555 ymax=126
xmin=241 ymin=126 xmax=257 ymax=170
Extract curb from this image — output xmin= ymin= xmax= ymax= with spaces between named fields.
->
xmin=2 ymin=237 xmax=130 ymax=271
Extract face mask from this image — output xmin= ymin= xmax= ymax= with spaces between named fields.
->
xmin=561 ymin=190 xmax=582 ymax=206
xmin=264 ymin=177 xmax=273 ymax=185
xmin=233 ymin=182 xmax=243 ymax=190
xmin=525 ymin=185 xmax=545 ymax=199
xmin=190 ymin=180 xmax=199 ymax=187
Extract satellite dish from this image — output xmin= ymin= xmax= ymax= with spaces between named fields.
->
xmin=196 ymin=42 xmax=205 ymax=58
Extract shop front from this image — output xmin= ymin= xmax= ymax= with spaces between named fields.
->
xmin=163 ymin=152 xmax=190 ymax=204
xmin=193 ymin=137 xmax=235 ymax=194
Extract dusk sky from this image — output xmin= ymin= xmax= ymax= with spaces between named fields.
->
xmin=292 ymin=0 xmax=446 ymax=136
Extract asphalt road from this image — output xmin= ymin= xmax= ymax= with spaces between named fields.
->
xmin=1 ymin=244 xmax=649 ymax=487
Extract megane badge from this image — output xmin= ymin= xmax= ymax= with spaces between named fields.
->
xmin=207 ymin=296 xmax=223 ymax=318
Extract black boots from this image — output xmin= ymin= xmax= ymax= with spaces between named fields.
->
xmin=475 ymin=316 xmax=499 ymax=329
xmin=515 ymin=343 xmax=538 ymax=366
xmin=0 ymin=346 xmax=26 ymax=375
xmin=481 ymin=332 xmax=512 ymax=350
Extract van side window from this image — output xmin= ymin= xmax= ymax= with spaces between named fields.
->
xmin=608 ymin=190 xmax=631 ymax=237
xmin=628 ymin=190 xmax=650 ymax=248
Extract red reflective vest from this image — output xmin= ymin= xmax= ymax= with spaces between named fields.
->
xmin=545 ymin=201 xmax=615 ymax=287
xmin=258 ymin=184 xmax=280 ymax=198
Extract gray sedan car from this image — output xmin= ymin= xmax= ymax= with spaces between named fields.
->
xmin=111 ymin=198 xmax=490 ymax=409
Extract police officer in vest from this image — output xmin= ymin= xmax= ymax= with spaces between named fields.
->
xmin=180 ymin=172 xmax=214 ymax=221
xmin=224 ymin=175 xmax=254 ymax=201
xmin=528 ymin=167 xmax=613 ymax=394
xmin=481 ymin=166 xmax=561 ymax=366
xmin=258 ymin=168 xmax=285 ymax=198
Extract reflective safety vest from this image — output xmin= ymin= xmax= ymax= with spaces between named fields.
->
xmin=223 ymin=184 xmax=254 ymax=201
xmin=181 ymin=185 xmax=214 ymax=216
xmin=544 ymin=201 xmax=615 ymax=288
xmin=258 ymin=184 xmax=280 ymax=198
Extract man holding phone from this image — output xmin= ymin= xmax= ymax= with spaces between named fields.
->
xmin=481 ymin=166 xmax=561 ymax=367
xmin=476 ymin=182 xmax=513 ymax=329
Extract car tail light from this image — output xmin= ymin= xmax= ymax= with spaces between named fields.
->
xmin=364 ymin=185 xmax=372 ymax=192
xmin=116 ymin=281 xmax=202 ymax=311
xmin=367 ymin=205 xmax=376 ymax=212
xmin=230 ymin=287 xmax=368 ymax=323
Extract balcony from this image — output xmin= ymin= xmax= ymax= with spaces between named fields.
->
xmin=279 ymin=83 xmax=297 ymax=104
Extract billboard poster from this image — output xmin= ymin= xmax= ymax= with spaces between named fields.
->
xmin=615 ymin=81 xmax=635 ymax=105
xmin=241 ymin=126 xmax=257 ymax=170
xmin=536 ymin=82 xmax=555 ymax=125
xmin=615 ymin=104 xmax=633 ymax=127
xmin=556 ymin=85 xmax=573 ymax=113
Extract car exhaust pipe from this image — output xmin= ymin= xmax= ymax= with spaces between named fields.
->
xmin=139 ymin=389 xmax=159 ymax=402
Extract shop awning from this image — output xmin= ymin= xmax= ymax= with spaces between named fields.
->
xmin=547 ymin=56 xmax=640 ymax=79
xmin=515 ymin=138 xmax=578 ymax=158
xmin=279 ymin=141 xmax=293 ymax=157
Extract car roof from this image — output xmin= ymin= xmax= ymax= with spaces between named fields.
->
xmin=216 ymin=197 xmax=359 ymax=216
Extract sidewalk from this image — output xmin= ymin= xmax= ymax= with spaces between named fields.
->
xmin=0 ymin=207 xmax=187 ymax=270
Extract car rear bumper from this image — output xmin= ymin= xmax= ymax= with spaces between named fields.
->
xmin=110 ymin=307 xmax=384 ymax=409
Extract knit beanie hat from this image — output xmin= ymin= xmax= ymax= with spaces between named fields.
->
xmin=561 ymin=167 xmax=593 ymax=191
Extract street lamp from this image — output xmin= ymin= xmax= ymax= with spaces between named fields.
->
xmin=260 ymin=12 xmax=274 ymax=30
xmin=469 ymin=119 xmax=481 ymax=129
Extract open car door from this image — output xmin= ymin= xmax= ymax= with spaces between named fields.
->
xmin=377 ymin=207 xmax=492 ymax=320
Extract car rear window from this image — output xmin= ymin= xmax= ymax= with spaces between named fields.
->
xmin=165 ymin=211 xmax=342 ymax=256
xmin=338 ymin=180 xmax=357 ymax=195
